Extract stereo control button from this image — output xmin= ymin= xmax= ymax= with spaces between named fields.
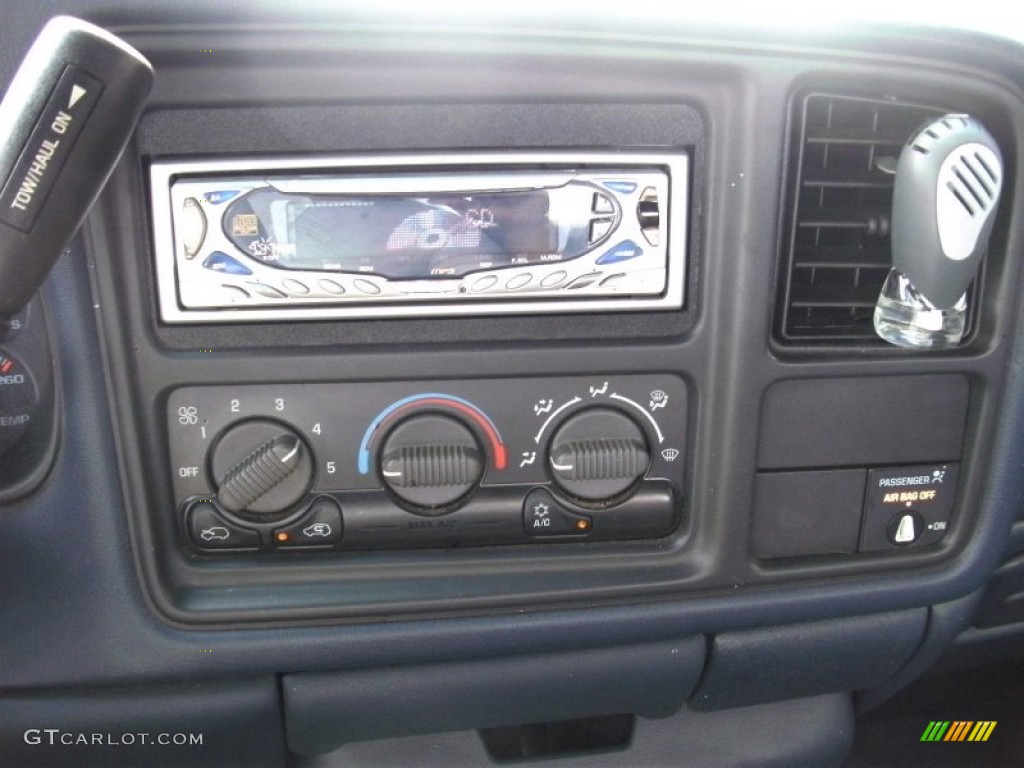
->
xmin=274 ymin=497 xmax=343 ymax=548
xmin=204 ymin=190 xmax=240 ymax=205
xmin=600 ymin=273 xmax=627 ymax=288
xmin=182 ymin=198 xmax=207 ymax=259
xmin=592 ymin=193 xmax=615 ymax=214
xmin=566 ymin=273 xmax=602 ymax=290
xmin=221 ymin=284 xmax=250 ymax=299
xmin=354 ymin=279 xmax=381 ymax=295
xmin=318 ymin=279 xmax=345 ymax=295
xmin=282 ymin=278 xmax=310 ymax=295
xmin=638 ymin=187 xmax=660 ymax=246
xmin=637 ymin=187 xmax=659 ymax=227
xmin=540 ymin=271 xmax=568 ymax=288
xmin=202 ymin=251 xmax=252 ymax=275
xmin=187 ymin=500 xmax=261 ymax=551
xmin=250 ymin=282 xmax=287 ymax=298
xmin=506 ymin=273 xmax=532 ymax=290
xmin=603 ymin=181 xmax=637 ymax=195
xmin=596 ymin=240 xmax=643 ymax=265
xmin=523 ymin=488 xmax=591 ymax=537
xmin=471 ymin=275 xmax=499 ymax=292
xmin=589 ymin=219 xmax=614 ymax=243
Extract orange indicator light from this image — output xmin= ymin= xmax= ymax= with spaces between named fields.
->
xmin=576 ymin=519 xmax=590 ymax=531
xmin=276 ymin=532 xmax=290 ymax=542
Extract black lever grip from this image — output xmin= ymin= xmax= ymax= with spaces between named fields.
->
xmin=0 ymin=16 xmax=152 ymax=336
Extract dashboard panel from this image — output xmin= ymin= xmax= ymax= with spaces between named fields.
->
xmin=2 ymin=4 xmax=1024 ymax=767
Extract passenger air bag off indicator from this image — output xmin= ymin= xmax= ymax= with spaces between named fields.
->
xmin=859 ymin=464 xmax=958 ymax=551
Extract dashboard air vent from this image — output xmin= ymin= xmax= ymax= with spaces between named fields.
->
xmin=778 ymin=94 xmax=944 ymax=342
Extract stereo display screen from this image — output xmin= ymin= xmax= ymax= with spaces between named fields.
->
xmin=222 ymin=188 xmax=584 ymax=279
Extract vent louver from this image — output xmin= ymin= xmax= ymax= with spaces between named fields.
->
xmin=778 ymin=94 xmax=945 ymax=342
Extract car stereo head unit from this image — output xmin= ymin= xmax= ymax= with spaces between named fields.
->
xmin=150 ymin=152 xmax=688 ymax=323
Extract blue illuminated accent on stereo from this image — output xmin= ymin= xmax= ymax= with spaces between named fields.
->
xmin=603 ymin=181 xmax=637 ymax=194
xmin=203 ymin=251 xmax=252 ymax=275
xmin=596 ymin=240 xmax=643 ymax=265
xmin=204 ymin=190 xmax=240 ymax=204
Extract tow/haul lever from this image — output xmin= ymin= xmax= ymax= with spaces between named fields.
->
xmin=0 ymin=16 xmax=152 ymax=339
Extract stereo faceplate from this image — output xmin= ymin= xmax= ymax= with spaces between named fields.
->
xmin=151 ymin=152 xmax=689 ymax=323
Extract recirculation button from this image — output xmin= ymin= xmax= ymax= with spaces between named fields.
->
xmin=187 ymin=500 xmax=261 ymax=550
xmin=274 ymin=497 xmax=343 ymax=548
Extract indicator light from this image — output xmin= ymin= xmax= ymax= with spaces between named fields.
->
xmin=276 ymin=532 xmax=290 ymax=542
xmin=576 ymin=519 xmax=591 ymax=531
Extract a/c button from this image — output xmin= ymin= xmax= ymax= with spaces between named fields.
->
xmin=523 ymin=489 xmax=591 ymax=537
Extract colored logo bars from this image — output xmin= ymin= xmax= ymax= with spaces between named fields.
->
xmin=921 ymin=721 xmax=997 ymax=742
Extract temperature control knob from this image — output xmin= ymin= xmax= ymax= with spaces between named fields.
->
xmin=379 ymin=413 xmax=484 ymax=514
xmin=548 ymin=407 xmax=650 ymax=502
xmin=209 ymin=418 xmax=313 ymax=521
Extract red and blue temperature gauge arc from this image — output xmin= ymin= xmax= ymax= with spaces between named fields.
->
xmin=357 ymin=393 xmax=507 ymax=475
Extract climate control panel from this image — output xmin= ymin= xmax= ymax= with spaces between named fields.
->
xmin=167 ymin=375 xmax=686 ymax=552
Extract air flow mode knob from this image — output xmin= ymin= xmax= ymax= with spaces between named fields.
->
xmin=209 ymin=419 xmax=313 ymax=520
xmin=548 ymin=407 xmax=650 ymax=502
xmin=379 ymin=413 xmax=484 ymax=514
